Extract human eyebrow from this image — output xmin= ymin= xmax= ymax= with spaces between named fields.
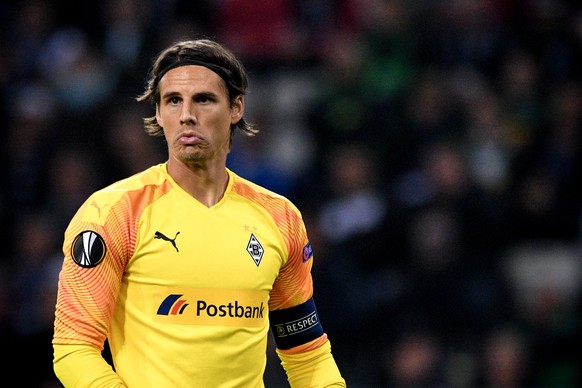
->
xmin=193 ymin=91 xmax=219 ymax=101
xmin=160 ymin=90 xmax=221 ymax=104
xmin=160 ymin=91 xmax=182 ymax=102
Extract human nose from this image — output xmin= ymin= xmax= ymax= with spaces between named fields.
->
xmin=180 ymin=102 xmax=196 ymax=125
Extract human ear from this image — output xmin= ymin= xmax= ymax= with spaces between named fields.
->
xmin=155 ymin=104 xmax=163 ymax=127
xmin=231 ymin=96 xmax=244 ymax=124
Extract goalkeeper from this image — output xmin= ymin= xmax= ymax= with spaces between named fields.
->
xmin=52 ymin=37 xmax=346 ymax=387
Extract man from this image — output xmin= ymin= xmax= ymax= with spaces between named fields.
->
xmin=52 ymin=38 xmax=346 ymax=387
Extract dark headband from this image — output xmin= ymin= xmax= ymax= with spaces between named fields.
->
xmin=153 ymin=59 xmax=241 ymax=94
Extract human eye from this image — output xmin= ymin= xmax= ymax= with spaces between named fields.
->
xmin=196 ymin=93 xmax=214 ymax=104
xmin=169 ymin=96 xmax=181 ymax=105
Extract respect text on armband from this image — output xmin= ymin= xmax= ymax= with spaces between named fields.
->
xmin=275 ymin=311 xmax=319 ymax=337
xmin=269 ymin=298 xmax=324 ymax=349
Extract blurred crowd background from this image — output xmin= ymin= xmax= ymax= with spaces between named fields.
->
xmin=1 ymin=0 xmax=581 ymax=386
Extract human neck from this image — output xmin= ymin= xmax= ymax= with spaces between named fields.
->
xmin=167 ymin=159 xmax=229 ymax=207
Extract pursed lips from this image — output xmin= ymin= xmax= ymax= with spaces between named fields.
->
xmin=177 ymin=131 xmax=203 ymax=145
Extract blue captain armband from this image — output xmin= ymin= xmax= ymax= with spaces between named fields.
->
xmin=269 ymin=297 xmax=324 ymax=350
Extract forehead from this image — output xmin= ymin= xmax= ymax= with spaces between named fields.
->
xmin=158 ymin=65 xmax=226 ymax=94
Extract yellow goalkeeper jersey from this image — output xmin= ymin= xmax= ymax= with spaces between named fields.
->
xmin=53 ymin=163 xmax=320 ymax=387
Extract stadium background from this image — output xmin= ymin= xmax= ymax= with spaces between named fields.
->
xmin=0 ymin=0 xmax=581 ymax=386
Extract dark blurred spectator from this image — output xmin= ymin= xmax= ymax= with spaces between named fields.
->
xmin=479 ymin=325 xmax=530 ymax=388
xmin=1 ymin=81 xmax=59 ymax=257
xmin=100 ymin=0 xmax=152 ymax=73
xmin=510 ymin=81 xmax=582 ymax=242
xmin=389 ymin=140 xmax=514 ymax=358
xmin=7 ymin=211 xmax=63 ymax=387
xmin=42 ymin=146 xmax=108 ymax=234
xmin=309 ymin=142 xmax=398 ymax=382
xmin=497 ymin=49 xmax=544 ymax=156
xmin=381 ymin=329 xmax=444 ymax=387
xmin=37 ymin=27 xmax=120 ymax=115
xmin=307 ymin=31 xmax=370 ymax=148
xmin=317 ymin=143 xmax=387 ymax=245
xmin=462 ymin=82 xmax=513 ymax=196
xmin=356 ymin=0 xmax=419 ymax=102
xmin=103 ymin=102 xmax=167 ymax=182
xmin=503 ymin=241 xmax=582 ymax=386
xmin=4 ymin=0 xmax=59 ymax=80
xmin=212 ymin=0 xmax=303 ymax=71
xmin=418 ymin=0 xmax=510 ymax=75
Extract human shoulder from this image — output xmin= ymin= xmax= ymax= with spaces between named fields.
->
xmin=82 ymin=163 xmax=170 ymax=208
xmin=229 ymin=169 xmax=302 ymax=215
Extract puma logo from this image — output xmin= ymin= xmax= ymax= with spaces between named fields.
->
xmin=155 ymin=231 xmax=180 ymax=252
xmin=89 ymin=200 xmax=109 ymax=221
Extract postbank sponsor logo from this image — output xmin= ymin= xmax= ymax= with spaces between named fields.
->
xmin=155 ymin=288 xmax=269 ymax=327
